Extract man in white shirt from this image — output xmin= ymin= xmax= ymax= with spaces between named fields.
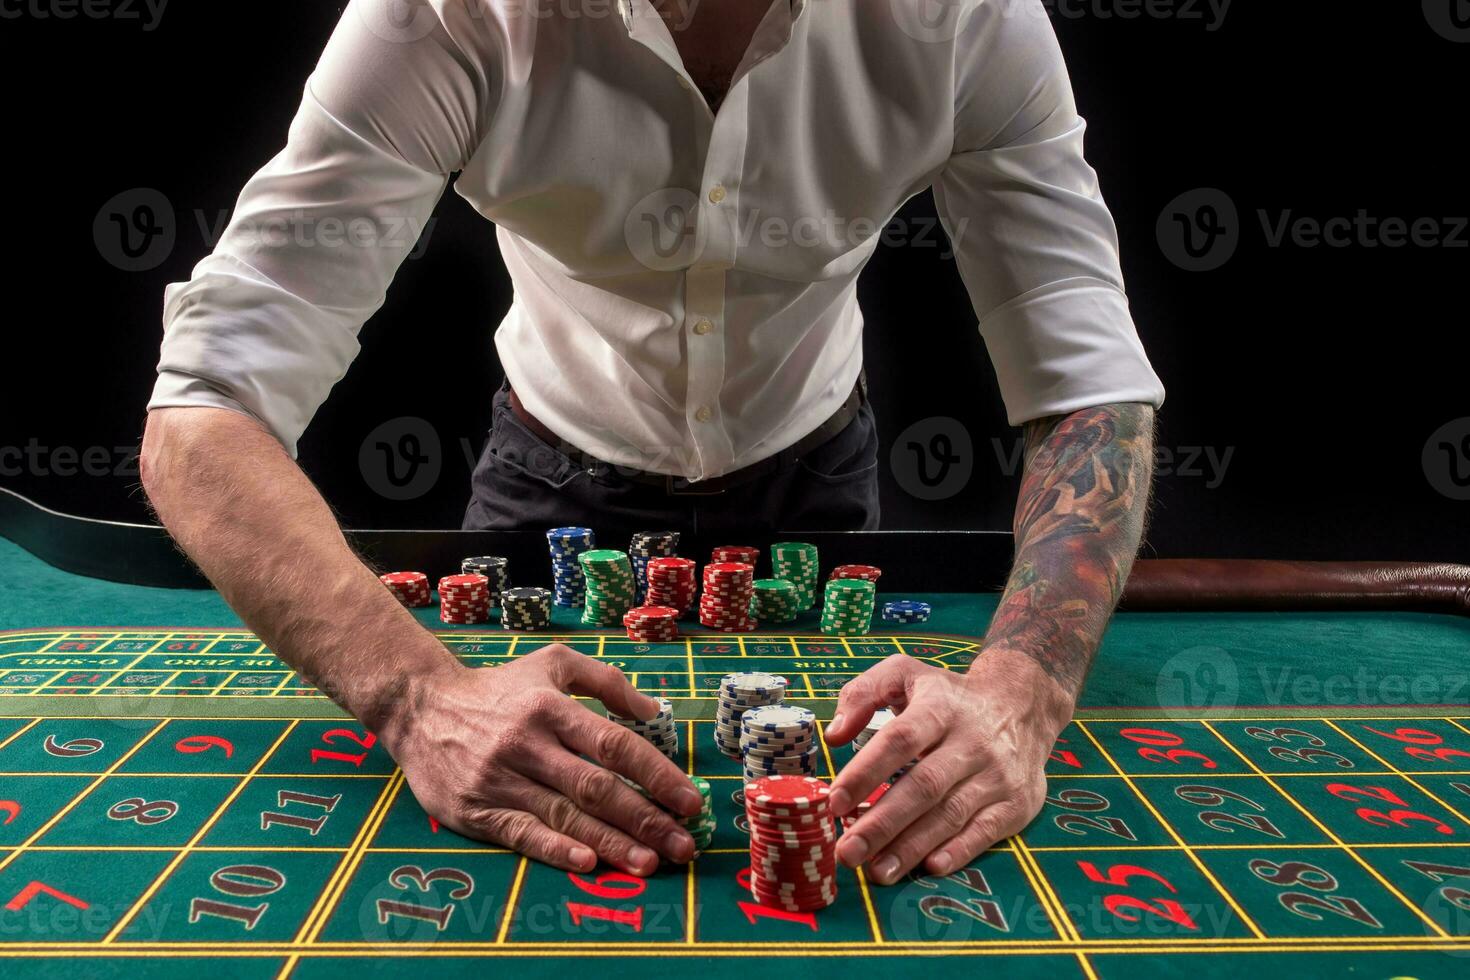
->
xmin=142 ymin=0 xmax=1163 ymax=887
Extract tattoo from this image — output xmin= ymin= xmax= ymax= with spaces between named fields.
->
xmin=984 ymin=403 xmax=1156 ymax=695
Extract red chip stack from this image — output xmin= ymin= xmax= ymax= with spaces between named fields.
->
xmin=745 ymin=775 xmax=838 ymax=912
xmin=646 ymin=557 xmax=697 ymax=617
xmin=379 ymin=571 xmax=431 ymax=607
xmin=828 ymin=564 xmax=882 ymax=584
xmin=711 ymin=545 xmax=760 ymax=568
xmin=700 ymin=562 xmax=758 ymax=632
xmin=437 ymin=573 xmax=491 ymax=624
xmin=623 ymin=605 xmax=681 ymax=643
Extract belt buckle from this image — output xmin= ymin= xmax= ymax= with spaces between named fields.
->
xmin=665 ymin=474 xmax=725 ymax=496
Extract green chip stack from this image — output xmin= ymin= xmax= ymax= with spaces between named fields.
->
xmin=751 ymin=578 xmax=801 ymax=623
xmin=620 ymin=774 xmax=716 ymax=854
xmin=770 ymin=541 xmax=820 ymax=610
xmin=579 ymin=549 xmax=636 ymax=626
xmin=820 ymin=577 xmax=876 ymax=635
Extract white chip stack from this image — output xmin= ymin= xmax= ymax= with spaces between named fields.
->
xmin=608 ymin=696 xmax=679 ymax=760
xmin=740 ymin=704 xmax=818 ymax=782
xmin=714 ymin=671 xmax=788 ymax=759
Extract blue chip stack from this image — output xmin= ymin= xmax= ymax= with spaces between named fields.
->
xmin=714 ymin=671 xmax=788 ymax=759
xmin=739 ymin=704 xmax=818 ymax=782
xmin=627 ymin=530 xmax=680 ymax=605
xmin=546 ymin=526 xmax=595 ymax=607
xmin=881 ymin=600 xmax=932 ymax=624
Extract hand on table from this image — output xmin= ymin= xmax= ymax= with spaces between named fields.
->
xmin=824 ymin=650 xmax=1073 ymax=885
xmin=381 ymin=643 xmax=703 ymax=876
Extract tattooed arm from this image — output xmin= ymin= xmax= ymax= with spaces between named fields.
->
xmin=828 ymin=403 xmax=1156 ymax=884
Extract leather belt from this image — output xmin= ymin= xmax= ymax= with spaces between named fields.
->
xmin=507 ymin=372 xmax=867 ymax=495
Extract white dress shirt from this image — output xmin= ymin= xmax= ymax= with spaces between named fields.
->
xmin=149 ymin=0 xmax=1164 ymax=481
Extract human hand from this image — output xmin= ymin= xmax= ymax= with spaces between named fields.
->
xmin=824 ymin=650 xmax=1073 ymax=884
xmin=381 ymin=643 xmax=704 ymax=876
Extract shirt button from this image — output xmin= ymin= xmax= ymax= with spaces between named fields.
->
xmin=694 ymin=406 xmax=714 ymax=423
xmin=708 ymin=184 xmax=727 ymax=204
xmin=693 ymin=319 xmax=713 ymax=335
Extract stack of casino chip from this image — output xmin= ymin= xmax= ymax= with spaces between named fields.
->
xmin=751 ymin=579 xmax=801 ymax=623
xmin=842 ymin=782 xmax=891 ymax=831
xmin=820 ymin=578 xmax=876 ymax=635
xmin=546 ymin=526 xmax=594 ymax=607
xmin=829 ymin=564 xmax=882 ymax=584
xmin=745 ymin=775 xmax=838 ymax=912
xmin=771 ymin=542 xmax=820 ymax=610
xmin=437 ymin=574 xmax=491 ymax=624
xmin=882 ymin=600 xmax=932 ymax=624
xmin=740 ymin=704 xmax=818 ymax=781
xmin=379 ymin=571 xmax=431 ymax=608
xmin=460 ymin=556 xmax=511 ymax=608
xmin=852 ymin=708 xmax=916 ymax=781
xmin=710 ymin=545 xmax=760 ymax=568
xmin=628 ymin=531 xmax=680 ymax=604
xmin=646 ymin=557 xmax=697 ymax=617
xmin=579 ymin=549 xmax=637 ymax=626
xmin=500 ymin=586 xmax=552 ymax=631
xmin=715 ymin=671 xmax=788 ymax=758
xmin=699 ymin=562 xmax=758 ymax=631
xmin=620 ymin=773 xmax=715 ymax=853
xmin=608 ymin=696 xmax=680 ymax=760
xmin=623 ymin=605 xmax=680 ymax=643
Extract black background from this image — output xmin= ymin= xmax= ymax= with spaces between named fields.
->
xmin=1 ymin=1 xmax=1466 ymax=561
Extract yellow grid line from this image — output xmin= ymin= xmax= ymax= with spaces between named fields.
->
xmin=496 ymin=858 xmax=529 ymax=942
xmin=1074 ymin=720 xmax=1265 ymax=939
xmin=0 ymin=717 xmax=41 ymax=752
xmin=104 ymin=720 xmax=301 ymax=941
xmin=85 ymin=652 xmax=152 ymax=697
xmin=1322 ymin=719 xmax=1470 ymax=827
xmin=1010 ymin=835 xmax=1078 ymax=942
xmin=1197 ymin=719 xmax=1451 ymax=938
xmin=815 ymin=718 xmax=883 ymax=944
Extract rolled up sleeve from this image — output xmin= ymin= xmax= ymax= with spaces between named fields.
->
xmin=933 ymin=0 xmax=1164 ymax=425
xmin=149 ymin=0 xmax=498 ymax=454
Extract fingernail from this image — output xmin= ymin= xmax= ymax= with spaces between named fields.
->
xmin=628 ymin=845 xmax=658 ymax=874
xmin=930 ymin=849 xmax=953 ymax=874
xmin=570 ymin=845 xmax=595 ymax=869
xmin=665 ymin=829 xmax=694 ymax=861
xmin=829 ymin=787 xmax=852 ymax=816
xmin=830 ymin=712 xmax=844 ymax=732
xmin=872 ymin=854 xmax=900 ymax=884
xmin=840 ymin=834 xmax=869 ymax=866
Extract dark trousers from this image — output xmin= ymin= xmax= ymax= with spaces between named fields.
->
xmin=463 ymin=383 xmax=881 ymax=536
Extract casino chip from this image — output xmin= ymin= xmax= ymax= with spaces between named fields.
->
xmin=740 ymin=704 xmax=817 ymax=782
xmin=851 ymin=707 xmax=916 ymax=781
xmin=546 ymin=527 xmax=594 ymax=608
xmin=629 ymin=531 xmax=680 ymax=605
xmin=460 ymin=556 xmax=511 ymax=608
xmin=710 ymin=545 xmax=760 ymax=569
xmin=621 ymin=771 xmax=715 ymax=853
xmin=579 ymin=549 xmax=637 ymax=626
xmin=438 ymin=573 xmax=491 ymax=624
xmin=379 ymin=571 xmax=431 ymax=608
xmin=881 ymin=599 xmax=931 ymax=624
xmin=500 ymin=586 xmax=552 ymax=631
xmin=608 ymin=695 xmax=680 ymax=761
xmin=646 ymin=556 xmax=697 ymax=617
xmin=699 ymin=562 xmax=758 ymax=632
xmin=751 ymin=578 xmax=800 ymax=623
xmin=715 ymin=671 xmax=788 ymax=760
xmin=770 ymin=542 xmax=820 ymax=610
xmin=820 ymin=578 xmax=876 ymax=636
xmin=623 ymin=605 xmax=680 ymax=643
xmin=744 ymin=775 xmax=837 ymax=912
xmin=842 ymin=782 xmax=891 ymax=831
xmin=828 ymin=564 xmax=882 ymax=584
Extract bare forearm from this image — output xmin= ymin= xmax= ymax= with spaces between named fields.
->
xmin=141 ymin=406 xmax=458 ymax=731
xmin=982 ymin=402 xmax=1156 ymax=699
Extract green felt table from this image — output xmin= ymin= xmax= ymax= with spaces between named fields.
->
xmin=0 ymin=538 xmax=1468 ymax=978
